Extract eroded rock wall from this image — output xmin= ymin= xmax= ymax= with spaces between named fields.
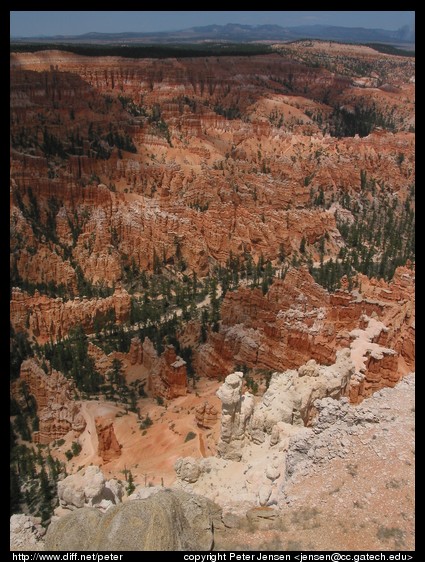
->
xmin=195 ymin=265 xmax=415 ymax=403
xmin=11 ymin=358 xmax=86 ymax=444
xmin=145 ymin=340 xmax=188 ymax=399
xmin=10 ymin=285 xmax=130 ymax=343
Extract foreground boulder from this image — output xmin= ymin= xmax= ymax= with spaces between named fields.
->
xmin=45 ymin=489 xmax=222 ymax=551
xmin=45 ymin=509 xmax=102 ymax=551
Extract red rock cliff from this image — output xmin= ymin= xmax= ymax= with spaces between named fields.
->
xmin=10 ymin=285 xmax=130 ymax=343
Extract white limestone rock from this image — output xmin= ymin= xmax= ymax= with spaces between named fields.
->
xmin=128 ymin=485 xmax=162 ymax=501
xmin=57 ymin=466 xmax=123 ymax=512
xmin=216 ymin=372 xmax=255 ymax=461
xmin=174 ymin=457 xmax=202 ymax=483
xmin=258 ymin=484 xmax=272 ymax=506
xmin=251 ymin=349 xmax=354 ymax=440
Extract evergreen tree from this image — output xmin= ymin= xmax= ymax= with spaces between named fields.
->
xmin=10 ymin=469 xmax=22 ymax=515
xmin=210 ymin=280 xmax=220 ymax=332
xmin=126 ymin=471 xmax=135 ymax=496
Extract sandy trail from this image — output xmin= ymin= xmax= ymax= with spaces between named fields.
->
xmin=87 ymin=285 xmax=222 ymax=339
xmin=198 ymin=432 xmax=206 ymax=458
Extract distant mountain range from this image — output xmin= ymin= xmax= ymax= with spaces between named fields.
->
xmin=11 ymin=23 xmax=415 ymax=47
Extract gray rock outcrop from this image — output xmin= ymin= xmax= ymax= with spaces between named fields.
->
xmin=45 ymin=508 xmax=102 ymax=551
xmin=128 ymin=485 xmax=162 ymax=501
xmin=285 ymin=394 xmax=381 ymax=478
xmin=174 ymin=457 xmax=202 ymax=483
xmin=10 ymin=514 xmax=46 ymax=551
xmin=251 ymin=349 xmax=354 ymax=442
xmin=214 ymin=350 xmax=354 ymax=460
xmin=45 ymin=489 xmax=222 ymax=551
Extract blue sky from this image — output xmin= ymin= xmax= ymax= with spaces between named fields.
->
xmin=10 ymin=11 xmax=414 ymax=37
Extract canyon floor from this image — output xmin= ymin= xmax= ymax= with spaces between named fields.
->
xmin=57 ymin=375 xmax=222 ymax=487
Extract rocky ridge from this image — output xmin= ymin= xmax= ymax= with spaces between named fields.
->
xmin=175 ymin=349 xmax=354 ymax=506
xmin=10 ymin=372 xmax=414 ymax=550
xmin=10 ymin=284 xmax=131 ymax=343
xmin=174 ymin=372 xmax=415 ymax=550
xmin=195 ymin=265 xmax=414 ymax=404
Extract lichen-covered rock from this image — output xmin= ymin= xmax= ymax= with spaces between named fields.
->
xmin=45 ymin=489 xmax=222 ymax=551
xmin=45 ymin=508 xmax=103 ymax=551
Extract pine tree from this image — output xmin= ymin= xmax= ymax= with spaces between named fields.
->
xmin=126 ymin=471 xmax=135 ymax=496
xmin=210 ymin=281 xmax=220 ymax=332
xmin=39 ymin=466 xmax=53 ymax=503
xmin=10 ymin=468 xmax=22 ymax=515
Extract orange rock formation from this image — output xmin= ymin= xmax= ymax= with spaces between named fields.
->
xmin=11 ymin=358 xmax=86 ymax=444
xmin=145 ymin=340 xmax=188 ymax=400
xmin=195 ymin=402 xmax=219 ymax=429
xmin=128 ymin=337 xmax=143 ymax=365
xmin=10 ymin=285 xmax=130 ymax=343
xmin=10 ymin=49 xmax=414 ymax=297
xmin=95 ymin=416 xmax=121 ymax=462
xmin=9 ymin=48 xmax=414 ymax=407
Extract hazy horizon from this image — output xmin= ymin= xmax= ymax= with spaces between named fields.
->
xmin=10 ymin=11 xmax=414 ymax=38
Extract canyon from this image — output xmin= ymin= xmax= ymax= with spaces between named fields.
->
xmin=193 ymin=265 xmax=414 ymax=397
xmin=10 ymin=41 xmax=414 ymax=550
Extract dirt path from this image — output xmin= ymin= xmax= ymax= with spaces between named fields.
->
xmin=87 ymin=285 xmax=223 ymax=339
xmin=198 ymin=432 xmax=206 ymax=458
